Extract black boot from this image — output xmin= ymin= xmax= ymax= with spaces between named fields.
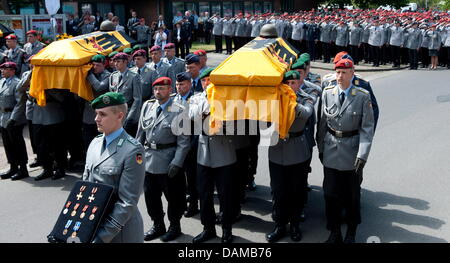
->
xmin=193 ymin=228 xmax=217 ymax=243
xmin=290 ymin=222 xmax=303 ymax=242
xmin=324 ymin=228 xmax=343 ymax=243
xmin=221 ymin=228 xmax=233 ymax=243
xmin=266 ymin=224 xmax=286 ymax=243
xmin=0 ymin=165 xmax=18 ymax=180
xmin=344 ymin=225 xmax=357 ymax=244
xmin=52 ymin=168 xmax=67 ymax=180
xmin=184 ymin=202 xmax=199 ymax=218
xmin=144 ymin=223 xmax=166 ymax=241
xmin=11 ymin=165 xmax=29 ymax=181
xmin=160 ymin=224 xmax=182 ymax=242
xmin=34 ymin=169 xmax=54 ymax=181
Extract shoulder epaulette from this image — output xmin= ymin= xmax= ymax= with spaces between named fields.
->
xmin=353 ymin=87 xmax=369 ymax=95
xmin=170 ymin=93 xmax=177 ymax=97
xmin=95 ymin=134 xmax=103 ymax=138
xmin=324 ymin=85 xmax=336 ymax=90
xmin=126 ymin=136 xmax=140 ymax=146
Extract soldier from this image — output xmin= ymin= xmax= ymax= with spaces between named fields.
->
xmin=291 ymin=16 xmax=305 ymax=52
xmin=148 ymin=45 xmax=174 ymax=89
xmin=209 ymin=13 xmax=223 ymax=53
xmin=266 ymin=70 xmax=315 ymax=243
xmin=405 ymin=22 xmax=422 ymax=70
xmin=84 ymin=92 xmax=145 ymax=243
xmin=222 ymin=15 xmax=235 ymax=55
xmin=137 ymin=77 xmax=190 ymax=242
xmin=361 ymin=17 xmax=372 ymax=63
xmin=349 ymin=21 xmax=363 ymax=65
xmin=427 ymin=24 xmax=442 ymax=70
xmin=185 ymin=54 xmax=203 ymax=92
xmin=193 ymin=49 xmax=208 ymax=73
xmin=162 ymin=43 xmax=186 ymax=83
xmin=319 ymin=17 xmax=334 ymax=63
xmin=420 ymin=23 xmax=431 ymax=69
xmin=109 ymin=52 xmax=142 ymax=137
xmin=0 ymin=62 xmax=28 ymax=180
xmin=190 ymin=68 xmax=236 ymax=244
xmin=234 ymin=13 xmax=248 ymax=51
xmin=389 ymin=20 xmax=405 ymax=68
xmin=334 ymin=21 xmax=349 ymax=53
xmin=134 ymin=18 xmax=151 ymax=48
xmin=3 ymin=35 xmax=25 ymax=76
xmin=83 ymin=55 xmax=111 ymax=152
xmin=316 ymin=59 xmax=375 ymax=243
xmin=368 ymin=20 xmax=384 ymax=67
xmin=300 ymin=53 xmax=321 ymax=86
xmin=251 ymin=15 xmax=266 ymax=41
xmin=127 ymin=10 xmax=139 ymax=39
xmin=443 ymin=21 xmax=450 ymax=69
xmin=173 ymin=72 xmax=199 ymax=218
xmin=305 ymin=19 xmax=320 ymax=62
xmin=129 ymin=49 xmax=153 ymax=101
xmin=23 ymin=30 xmax=45 ymax=70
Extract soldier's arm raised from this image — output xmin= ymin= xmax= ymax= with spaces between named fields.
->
xmin=87 ymin=72 xmax=110 ymax=93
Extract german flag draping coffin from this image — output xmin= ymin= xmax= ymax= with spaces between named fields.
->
xmin=30 ymin=31 xmax=135 ymax=106
xmin=208 ymin=37 xmax=299 ymax=138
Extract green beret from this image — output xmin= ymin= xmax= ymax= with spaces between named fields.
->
xmin=91 ymin=54 xmax=106 ymax=63
xmin=199 ymin=67 xmax=214 ymax=80
xmin=123 ymin=47 xmax=133 ymax=54
xmin=132 ymin=44 xmax=145 ymax=51
xmin=291 ymin=58 xmax=306 ymax=70
xmin=108 ymin=51 xmax=119 ymax=58
xmin=283 ymin=70 xmax=301 ymax=81
xmin=91 ymin=92 xmax=126 ymax=110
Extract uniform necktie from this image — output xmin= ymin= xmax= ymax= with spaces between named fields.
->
xmin=118 ymin=74 xmax=123 ymax=84
xmin=154 ymin=64 xmax=158 ymax=70
xmin=101 ymin=138 xmax=107 ymax=154
xmin=156 ymin=106 xmax=162 ymax=117
xmin=340 ymin=92 xmax=345 ymax=105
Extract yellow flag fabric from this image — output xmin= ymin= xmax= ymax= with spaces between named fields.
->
xmin=30 ymin=31 xmax=133 ymax=106
xmin=208 ymin=37 xmax=299 ymax=138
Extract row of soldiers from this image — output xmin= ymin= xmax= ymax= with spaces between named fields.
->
xmin=207 ymin=10 xmax=450 ymax=69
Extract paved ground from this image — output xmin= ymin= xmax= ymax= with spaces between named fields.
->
xmin=1 ymin=55 xmax=449 ymax=243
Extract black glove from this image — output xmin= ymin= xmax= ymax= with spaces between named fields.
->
xmin=319 ymin=153 xmax=324 ymax=164
xmin=168 ymin=164 xmax=181 ymax=178
xmin=6 ymin=119 xmax=15 ymax=130
xmin=354 ymin=158 xmax=366 ymax=176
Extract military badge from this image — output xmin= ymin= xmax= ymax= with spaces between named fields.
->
xmin=102 ymin=96 xmax=110 ymax=105
xmin=136 ymin=153 xmax=143 ymax=165
xmin=354 ymin=79 xmax=360 ymax=86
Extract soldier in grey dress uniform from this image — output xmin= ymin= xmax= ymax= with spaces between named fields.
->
xmin=316 ymin=59 xmax=375 ymax=243
xmin=266 ymin=70 xmax=315 ymax=243
xmin=3 ymin=34 xmax=25 ymax=77
xmin=148 ymin=45 xmax=174 ymax=89
xmin=0 ymin=62 xmax=28 ymax=181
xmin=84 ymin=92 xmax=145 ymax=243
xmin=319 ymin=17 xmax=334 ymax=63
xmin=251 ymin=16 xmax=265 ymax=41
xmin=442 ymin=22 xmax=450 ymax=69
xmin=334 ymin=21 xmax=349 ymax=53
xmin=21 ymin=65 xmax=39 ymax=167
xmin=190 ymin=69 xmax=236 ymax=244
xmin=23 ymin=30 xmax=45 ymax=71
xmin=349 ymin=21 xmax=363 ymax=65
xmin=83 ymin=55 xmax=111 ymax=152
xmin=136 ymin=77 xmax=190 ymax=242
xmin=389 ymin=20 xmax=405 ymax=68
xmin=361 ymin=18 xmax=372 ymax=63
xmin=209 ymin=14 xmax=223 ymax=53
xmin=420 ymin=23 xmax=431 ymax=69
xmin=368 ymin=20 xmax=384 ymax=67
xmin=109 ymin=52 xmax=143 ymax=137
xmin=222 ymin=15 xmax=235 ymax=55
xmin=405 ymin=22 xmax=423 ymax=70
xmin=162 ymin=43 xmax=186 ymax=83
xmin=129 ymin=49 xmax=153 ymax=101
xmin=133 ymin=18 xmax=151 ymax=48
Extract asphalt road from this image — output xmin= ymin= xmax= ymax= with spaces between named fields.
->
xmin=1 ymin=67 xmax=449 ymax=243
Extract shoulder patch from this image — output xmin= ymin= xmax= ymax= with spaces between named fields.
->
xmin=324 ymin=85 xmax=336 ymax=91
xmin=354 ymin=87 xmax=369 ymax=95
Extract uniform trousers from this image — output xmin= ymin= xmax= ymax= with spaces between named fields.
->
xmin=307 ymin=40 xmax=316 ymax=61
xmin=408 ymin=48 xmax=419 ymax=69
xmin=247 ymin=133 xmax=260 ymax=184
xmin=349 ymin=45 xmax=360 ymax=64
xmin=175 ymin=39 xmax=186 ymax=59
xmin=184 ymin=144 xmax=198 ymax=204
xmin=370 ymin=45 xmax=381 ymax=66
xmin=225 ymin=36 xmax=233 ymax=54
xmin=27 ymin=120 xmax=38 ymax=154
xmin=197 ymin=163 xmax=235 ymax=230
xmin=420 ymin=47 xmax=430 ymax=67
xmin=235 ymin=147 xmax=250 ymax=210
xmin=63 ymin=95 xmax=84 ymax=163
xmin=321 ymin=42 xmax=331 ymax=62
xmin=33 ymin=123 xmax=67 ymax=170
xmin=391 ymin=45 xmax=401 ymax=66
xmin=233 ymin=36 xmax=240 ymax=51
xmin=362 ymin=42 xmax=370 ymax=62
xmin=269 ymin=161 xmax=309 ymax=225
xmin=445 ymin=47 xmax=450 ymax=68
xmin=214 ymin=35 xmax=223 ymax=53
xmin=144 ymin=171 xmax=186 ymax=225
xmin=1 ymin=125 xmax=28 ymax=166
xmin=323 ymin=167 xmax=361 ymax=230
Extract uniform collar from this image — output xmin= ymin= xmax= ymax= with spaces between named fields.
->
xmin=157 ymin=97 xmax=172 ymax=111
xmin=338 ymin=84 xmax=353 ymax=97
xmin=180 ymin=89 xmax=193 ymax=101
xmin=105 ymin=127 xmax=124 ymax=147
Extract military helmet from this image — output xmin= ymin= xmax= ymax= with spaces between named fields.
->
xmin=259 ymin=24 xmax=278 ymax=38
xmin=100 ymin=20 xmax=116 ymax=31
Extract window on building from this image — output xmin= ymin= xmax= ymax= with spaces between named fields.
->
xmin=173 ymin=2 xmax=184 ymax=16
xmin=243 ymin=1 xmax=253 ymax=15
xmin=263 ymin=2 xmax=272 ymax=13
xmin=254 ymin=2 xmax=263 ymax=15
xmin=211 ymin=2 xmax=221 ymax=16
xmin=199 ymin=2 xmax=209 ymax=15
xmin=233 ymin=1 xmax=243 ymax=16
xmin=223 ymin=2 xmax=232 ymax=17
xmin=185 ymin=2 xmax=196 ymax=14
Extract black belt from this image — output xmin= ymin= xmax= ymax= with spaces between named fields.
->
xmin=289 ymin=130 xmax=304 ymax=138
xmin=145 ymin=141 xmax=177 ymax=150
xmin=0 ymin=108 xmax=13 ymax=113
xmin=327 ymin=126 xmax=359 ymax=138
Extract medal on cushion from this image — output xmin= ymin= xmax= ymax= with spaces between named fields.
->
xmin=71 ymin=221 xmax=81 ymax=238
xmin=63 ymin=220 xmax=73 ymax=235
xmin=89 ymin=206 xmax=98 ymax=221
xmin=71 ymin=203 xmax=80 ymax=217
xmin=63 ymin=201 xmax=72 ymax=215
xmin=76 ymin=185 xmax=87 ymax=201
xmin=88 ymin=187 xmax=98 ymax=203
xmin=80 ymin=205 xmax=89 ymax=219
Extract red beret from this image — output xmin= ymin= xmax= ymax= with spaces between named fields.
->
xmin=152 ymin=77 xmax=172 ymax=87
xmin=149 ymin=45 xmax=161 ymax=53
xmin=5 ymin=34 xmax=17 ymax=40
xmin=163 ymin=43 xmax=175 ymax=49
xmin=132 ymin=49 xmax=147 ymax=59
xmin=333 ymin=51 xmax=349 ymax=64
xmin=334 ymin=59 xmax=354 ymax=70
xmin=194 ymin=49 xmax=206 ymax=56
xmin=26 ymin=30 xmax=38 ymax=36
xmin=112 ymin=52 xmax=129 ymax=61
xmin=0 ymin=62 xmax=17 ymax=70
